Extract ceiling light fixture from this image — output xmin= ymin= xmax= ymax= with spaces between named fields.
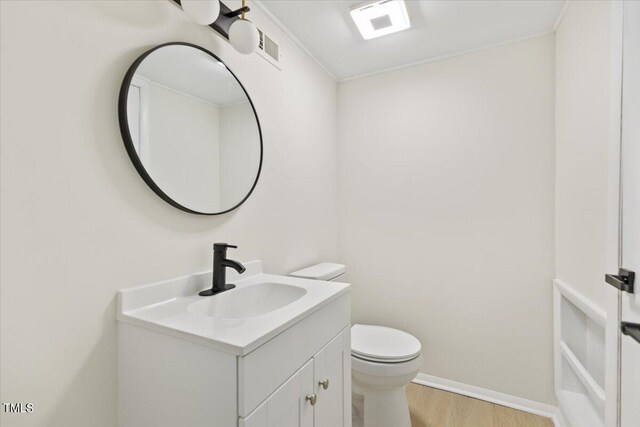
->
xmin=350 ymin=0 xmax=411 ymax=40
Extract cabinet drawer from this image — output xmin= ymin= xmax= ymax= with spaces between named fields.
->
xmin=238 ymin=293 xmax=350 ymax=416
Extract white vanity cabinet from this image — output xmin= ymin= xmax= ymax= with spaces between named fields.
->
xmin=117 ymin=261 xmax=351 ymax=427
xmin=241 ymin=328 xmax=351 ymax=427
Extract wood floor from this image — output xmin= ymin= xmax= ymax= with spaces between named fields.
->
xmin=406 ymin=383 xmax=555 ymax=427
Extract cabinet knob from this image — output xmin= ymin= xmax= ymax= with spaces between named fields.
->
xmin=318 ymin=379 xmax=330 ymax=390
xmin=305 ymin=393 xmax=317 ymax=406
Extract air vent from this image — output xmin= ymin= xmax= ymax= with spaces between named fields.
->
xmin=257 ymin=28 xmax=281 ymax=70
xmin=370 ymin=14 xmax=392 ymax=30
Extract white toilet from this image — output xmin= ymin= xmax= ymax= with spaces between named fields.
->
xmin=291 ymin=263 xmax=422 ymax=427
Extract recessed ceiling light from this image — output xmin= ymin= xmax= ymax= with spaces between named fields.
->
xmin=350 ymin=0 xmax=411 ymax=40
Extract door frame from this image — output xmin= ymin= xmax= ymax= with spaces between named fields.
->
xmin=604 ymin=2 xmax=624 ymax=427
xmin=602 ymin=1 xmax=624 ymax=427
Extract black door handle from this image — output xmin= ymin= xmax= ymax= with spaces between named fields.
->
xmin=622 ymin=322 xmax=640 ymax=345
xmin=605 ymin=268 xmax=635 ymax=293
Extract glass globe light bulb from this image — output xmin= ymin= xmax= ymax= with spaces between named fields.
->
xmin=229 ymin=18 xmax=259 ymax=55
xmin=182 ymin=0 xmax=221 ymax=26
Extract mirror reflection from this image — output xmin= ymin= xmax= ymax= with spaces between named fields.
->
xmin=122 ymin=43 xmax=262 ymax=214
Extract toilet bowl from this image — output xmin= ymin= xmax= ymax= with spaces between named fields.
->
xmin=290 ymin=263 xmax=423 ymax=427
xmin=351 ymin=324 xmax=422 ymax=427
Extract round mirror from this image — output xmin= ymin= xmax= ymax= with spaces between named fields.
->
xmin=118 ymin=42 xmax=262 ymax=215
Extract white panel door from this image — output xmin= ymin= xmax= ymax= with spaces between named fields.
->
xmin=313 ymin=328 xmax=351 ymax=427
xmin=620 ymin=2 xmax=640 ymax=426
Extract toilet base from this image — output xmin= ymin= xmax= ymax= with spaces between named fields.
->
xmin=350 ymin=331 xmax=422 ymax=427
xmin=352 ymin=385 xmax=412 ymax=427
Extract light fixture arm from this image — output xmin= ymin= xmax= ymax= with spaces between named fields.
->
xmin=224 ymin=3 xmax=250 ymax=19
xmin=172 ymin=0 xmax=251 ymax=40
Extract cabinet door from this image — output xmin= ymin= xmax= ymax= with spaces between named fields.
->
xmin=313 ymin=328 xmax=351 ymax=427
xmin=240 ymin=360 xmax=314 ymax=427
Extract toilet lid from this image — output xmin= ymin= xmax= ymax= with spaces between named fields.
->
xmin=351 ymin=324 xmax=422 ymax=363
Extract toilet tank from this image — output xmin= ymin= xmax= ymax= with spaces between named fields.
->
xmin=290 ymin=263 xmax=346 ymax=281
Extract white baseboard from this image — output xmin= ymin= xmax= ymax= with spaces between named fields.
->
xmin=412 ymin=373 xmax=565 ymax=427
xmin=555 ymin=407 xmax=569 ymax=427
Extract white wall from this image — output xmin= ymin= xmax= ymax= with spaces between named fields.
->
xmin=219 ymin=102 xmax=261 ymax=208
xmin=146 ymin=83 xmax=222 ymax=212
xmin=0 ymin=1 xmax=337 ymax=426
xmin=555 ymin=0 xmax=615 ymax=311
xmin=338 ymin=34 xmax=556 ymax=404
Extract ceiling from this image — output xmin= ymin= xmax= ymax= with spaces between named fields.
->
xmin=136 ymin=45 xmax=248 ymax=106
xmin=259 ymin=0 xmax=566 ymax=81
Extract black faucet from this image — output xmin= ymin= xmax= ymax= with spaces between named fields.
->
xmin=199 ymin=243 xmax=246 ymax=296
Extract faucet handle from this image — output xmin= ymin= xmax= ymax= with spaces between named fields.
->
xmin=213 ymin=243 xmax=238 ymax=251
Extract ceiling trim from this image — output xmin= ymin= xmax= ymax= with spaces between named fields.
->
xmin=553 ymin=0 xmax=570 ymax=31
xmin=338 ymin=30 xmax=554 ymax=83
xmin=252 ymin=0 xmax=338 ymax=81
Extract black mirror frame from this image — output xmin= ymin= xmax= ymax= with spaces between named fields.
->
xmin=118 ymin=42 xmax=263 ymax=216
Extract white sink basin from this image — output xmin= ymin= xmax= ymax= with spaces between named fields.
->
xmin=188 ymin=282 xmax=307 ymax=319
xmin=117 ymin=260 xmax=350 ymax=355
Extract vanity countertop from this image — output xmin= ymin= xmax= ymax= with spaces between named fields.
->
xmin=117 ymin=261 xmax=350 ymax=356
